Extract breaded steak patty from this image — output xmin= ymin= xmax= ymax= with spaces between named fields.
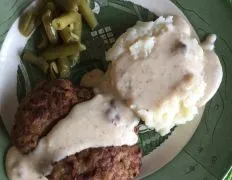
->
xmin=48 ymin=145 xmax=141 ymax=180
xmin=11 ymin=80 xmax=93 ymax=154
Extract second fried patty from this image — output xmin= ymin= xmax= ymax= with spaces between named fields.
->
xmin=48 ymin=145 xmax=141 ymax=180
xmin=11 ymin=79 xmax=94 ymax=154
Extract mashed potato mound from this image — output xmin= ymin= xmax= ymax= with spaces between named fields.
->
xmin=106 ymin=16 xmax=210 ymax=136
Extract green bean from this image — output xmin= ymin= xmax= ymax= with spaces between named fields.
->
xmin=41 ymin=43 xmax=80 ymax=61
xmin=67 ymin=23 xmax=74 ymax=31
xmin=59 ymin=27 xmax=80 ymax=44
xmin=57 ymin=57 xmax=71 ymax=78
xmin=37 ymin=29 xmax=48 ymax=50
xmin=46 ymin=2 xmax=56 ymax=12
xmin=34 ymin=0 xmax=47 ymax=16
xmin=54 ymin=0 xmax=79 ymax=12
xmin=70 ymin=32 xmax=80 ymax=41
xmin=49 ymin=63 xmax=58 ymax=80
xmin=42 ymin=9 xmax=59 ymax=44
xmin=72 ymin=13 xmax=82 ymax=38
xmin=19 ymin=0 xmax=48 ymax=33
xmin=59 ymin=27 xmax=72 ymax=44
xmin=51 ymin=61 xmax=59 ymax=74
xmin=52 ymin=12 xmax=80 ymax=30
xmin=22 ymin=51 xmax=49 ymax=74
xmin=66 ymin=0 xmax=79 ymax=12
xmin=79 ymin=43 xmax=86 ymax=51
xmin=60 ymin=13 xmax=82 ymax=43
xmin=78 ymin=0 xmax=98 ymax=29
xmin=68 ymin=52 xmax=80 ymax=67
xmin=46 ymin=1 xmax=60 ymax=17
xmin=19 ymin=10 xmax=36 ymax=37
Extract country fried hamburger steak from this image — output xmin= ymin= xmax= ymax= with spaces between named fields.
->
xmin=10 ymin=79 xmax=142 ymax=180
xmin=48 ymin=145 xmax=141 ymax=180
xmin=11 ymin=79 xmax=93 ymax=154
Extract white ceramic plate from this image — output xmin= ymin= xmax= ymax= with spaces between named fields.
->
xmin=0 ymin=0 xmax=205 ymax=179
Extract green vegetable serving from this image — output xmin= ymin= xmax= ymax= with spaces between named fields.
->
xmin=20 ymin=0 xmax=99 ymax=80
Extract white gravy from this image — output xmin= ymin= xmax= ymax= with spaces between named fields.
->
xmin=104 ymin=16 xmax=222 ymax=134
xmin=6 ymin=95 xmax=139 ymax=180
xmin=109 ymin=28 xmax=205 ymax=110
xmin=199 ymin=34 xmax=223 ymax=106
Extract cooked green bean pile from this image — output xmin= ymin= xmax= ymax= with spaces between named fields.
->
xmin=19 ymin=0 xmax=98 ymax=79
